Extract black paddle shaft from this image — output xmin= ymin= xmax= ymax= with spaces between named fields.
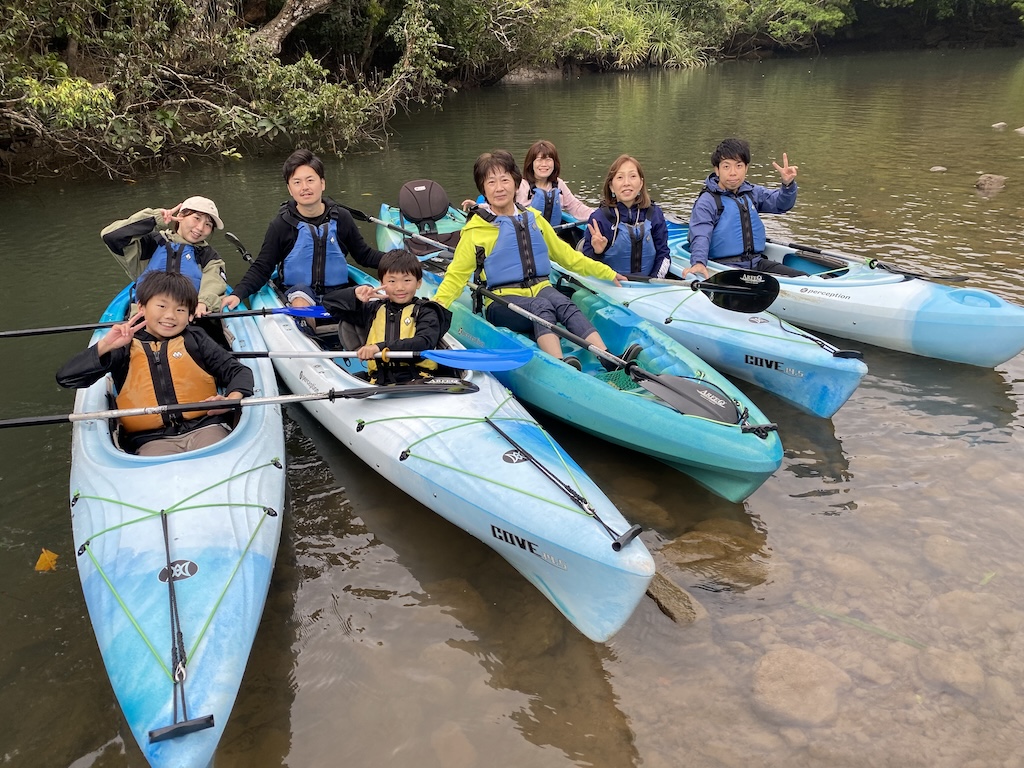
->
xmin=469 ymin=281 xmax=741 ymax=424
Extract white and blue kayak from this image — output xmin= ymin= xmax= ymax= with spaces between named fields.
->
xmin=549 ymin=264 xmax=868 ymax=419
xmin=377 ymin=202 xmax=784 ymax=503
xmin=668 ymin=221 xmax=1024 ymax=367
xmin=247 ymin=279 xmax=655 ymax=643
xmin=69 ymin=285 xmax=286 ymax=768
xmin=549 ymin=214 xmax=867 ymax=419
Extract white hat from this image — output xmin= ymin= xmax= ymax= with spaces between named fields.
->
xmin=179 ymin=196 xmax=224 ymax=230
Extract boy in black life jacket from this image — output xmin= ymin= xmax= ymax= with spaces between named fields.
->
xmin=321 ymin=249 xmax=452 ymax=385
xmin=56 ymin=272 xmax=254 ymax=456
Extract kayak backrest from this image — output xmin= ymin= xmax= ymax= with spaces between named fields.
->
xmin=399 ymin=179 xmax=451 ymax=233
xmin=398 ymin=179 xmax=461 ymax=255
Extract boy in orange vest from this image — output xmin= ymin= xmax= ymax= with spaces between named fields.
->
xmin=56 ymin=272 xmax=253 ymax=455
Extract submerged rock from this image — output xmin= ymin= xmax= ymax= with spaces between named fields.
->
xmin=645 ymin=571 xmax=707 ymax=624
xmin=917 ymin=648 xmax=986 ymax=697
xmin=975 ymin=173 xmax=1007 ymax=197
xmin=752 ymin=647 xmax=852 ymax=726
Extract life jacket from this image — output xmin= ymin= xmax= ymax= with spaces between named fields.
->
xmin=365 ymin=299 xmax=438 ymax=384
xmin=281 ymin=204 xmax=348 ymax=293
xmin=116 ymin=336 xmax=218 ymax=433
xmin=600 ymin=205 xmax=656 ymax=275
xmin=529 ymin=185 xmax=562 ymax=227
xmin=137 ymin=241 xmax=204 ymax=295
xmin=698 ymin=190 xmax=766 ymax=260
xmin=473 ymin=205 xmax=551 ymax=290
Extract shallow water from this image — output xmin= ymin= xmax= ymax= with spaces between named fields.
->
xmin=2 ymin=47 xmax=1024 ymax=767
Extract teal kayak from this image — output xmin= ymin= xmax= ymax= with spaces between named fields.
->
xmin=377 ymin=204 xmax=784 ymax=503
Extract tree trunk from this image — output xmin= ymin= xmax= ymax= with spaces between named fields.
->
xmin=249 ymin=0 xmax=335 ymax=54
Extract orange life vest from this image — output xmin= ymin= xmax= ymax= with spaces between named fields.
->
xmin=116 ymin=337 xmax=218 ymax=433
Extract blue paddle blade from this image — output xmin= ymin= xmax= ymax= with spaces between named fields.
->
xmin=276 ymin=306 xmax=333 ymax=318
xmin=421 ymin=347 xmax=533 ymax=370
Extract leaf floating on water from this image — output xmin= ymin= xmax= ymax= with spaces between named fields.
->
xmin=979 ymin=572 xmax=997 ymax=586
xmin=35 ymin=548 xmax=58 ymax=572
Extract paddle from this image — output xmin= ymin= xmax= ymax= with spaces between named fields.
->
xmin=0 ymin=379 xmax=480 ymax=429
xmin=470 ymin=281 xmax=742 ymax=423
xmin=0 ymin=305 xmax=332 ymax=339
xmin=620 ymin=270 xmax=780 ymax=314
xmin=233 ymin=347 xmax=533 ymax=371
xmin=765 ymin=238 xmax=969 ymax=282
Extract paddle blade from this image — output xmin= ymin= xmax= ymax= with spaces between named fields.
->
xmin=633 ymin=372 xmax=740 ymax=424
xmin=344 ymin=378 xmax=480 ymax=399
xmin=698 ymin=270 xmax=780 ymax=313
xmin=273 ymin=306 xmax=333 ymax=318
xmin=421 ymin=347 xmax=533 ymax=371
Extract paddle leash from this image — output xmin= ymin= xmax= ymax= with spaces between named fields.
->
xmin=149 ymin=509 xmax=215 ymax=743
xmin=484 ymin=418 xmax=642 ymax=551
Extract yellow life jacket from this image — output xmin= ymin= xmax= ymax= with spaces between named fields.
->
xmin=116 ymin=336 xmax=218 ymax=433
xmin=366 ymin=300 xmax=438 ymax=384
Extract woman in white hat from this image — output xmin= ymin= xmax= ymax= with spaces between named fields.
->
xmin=101 ymin=196 xmax=227 ymax=317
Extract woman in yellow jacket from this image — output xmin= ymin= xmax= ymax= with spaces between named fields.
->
xmin=434 ymin=150 xmax=624 ymax=365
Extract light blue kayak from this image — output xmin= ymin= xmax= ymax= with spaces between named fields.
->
xmin=668 ymin=220 xmax=1024 ymax=368
xmin=377 ymin=205 xmax=784 ymax=502
xmin=549 ymin=214 xmax=868 ymax=418
xmin=247 ymin=277 xmax=655 ymax=643
xmin=69 ymin=285 xmax=286 ymax=768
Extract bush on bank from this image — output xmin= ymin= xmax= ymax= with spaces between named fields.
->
xmin=1 ymin=0 xmax=1021 ymax=181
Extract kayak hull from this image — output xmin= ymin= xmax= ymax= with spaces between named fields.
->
xmin=249 ymin=283 xmax=654 ymax=642
xmin=70 ymin=286 xmax=286 ymax=768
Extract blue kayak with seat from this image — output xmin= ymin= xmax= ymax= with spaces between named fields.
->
xmin=551 ymin=214 xmax=868 ymax=418
xmin=68 ymin=284 xmax=286 ymax=768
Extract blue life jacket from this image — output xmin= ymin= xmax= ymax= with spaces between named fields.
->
xmin=529 ymin=185 xmax=562 ymax=227
xmin=281 ymin=209 xmax=348 ymax=292
xmin=600 ymin=206 xmax=656 ymax=275
xmin=141 ymin=241 xmax=203 ymax=291
xmin=476 ymin=207 xmax=551 ymax=289
xmin=702 ymin=190 xmax=766 ymax=260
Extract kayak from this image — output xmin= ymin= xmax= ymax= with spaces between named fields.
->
xmin=667 ymin=220 xmax=1024 ymax=367
xmin=69 ymin=285 xmax=286 ymax=768
xmin=376 ymin=203 xmax=783 ymax=502
xmin=246 ymin=279 xmax=655 ymax=643
xmin=548 ymin=215 xmax=868 ymax=419
xmin=548 ymin=264 xmax=868 ymax=419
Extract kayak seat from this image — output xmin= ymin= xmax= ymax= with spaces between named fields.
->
xmin=398 ymin=179 xmax=461 ymax=256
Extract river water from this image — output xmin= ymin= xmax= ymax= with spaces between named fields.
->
xmin=2 ymin=47 xmax=1024 ymax=767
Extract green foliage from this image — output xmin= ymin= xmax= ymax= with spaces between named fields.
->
xmin=16 ymin=75 xmax=115 ymax=129
xmin=0 ymin=0 xmax=1021 ymax=181
xmin=722 ymin=0 xmax=854 ymax=48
